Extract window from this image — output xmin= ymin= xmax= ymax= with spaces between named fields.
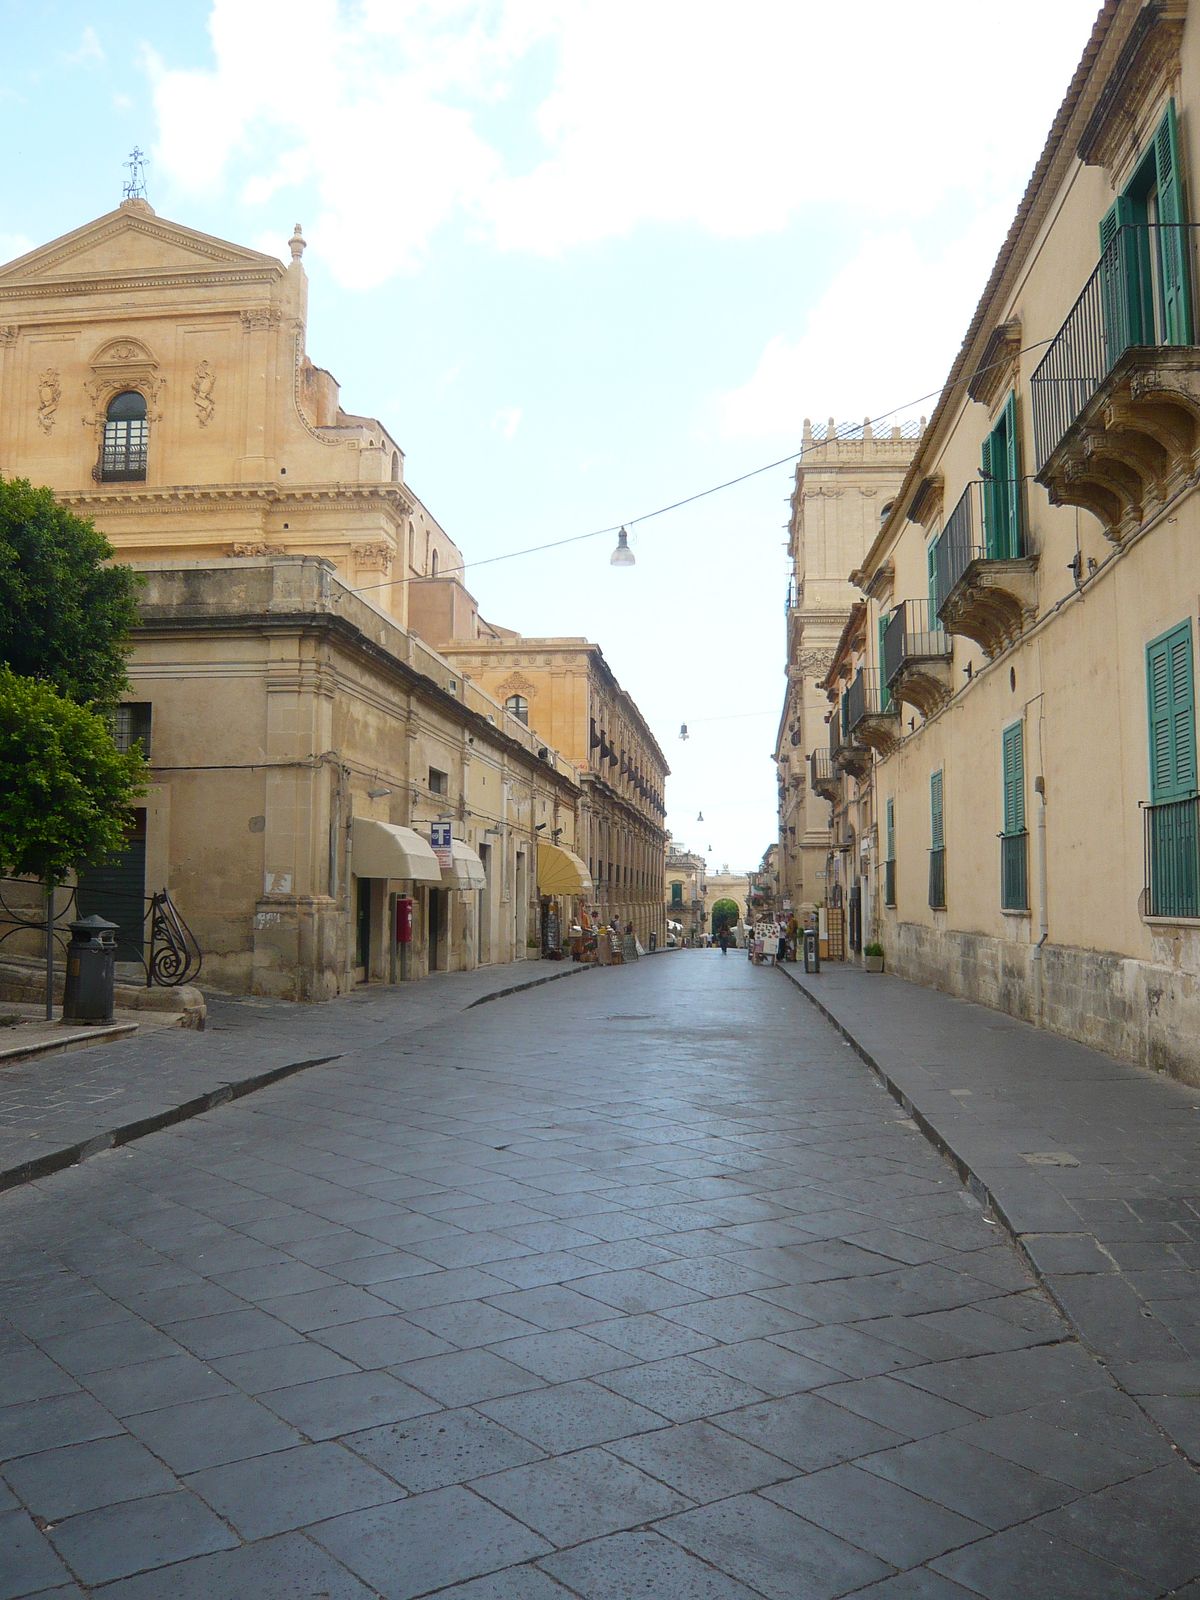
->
xmin=112 ymin=703 xmax=151 ymax=757
xmin=671 ymin=881 xmax=683 ymax=906
xmin=927 ymin=540 xmax=939 ymax=616
xmin=1145 ymin=622 xmax=1198 ymax=917
xmin=1001 ymin=722 xmax=1029 ymax=910
xmin=101 ymin=391 xmax=148 ymax=482
xmin=505 ymin=695 xmax=528 ymax=725
xmin=431 ymin=549 xmax=439 ymax=577
xmin=884 ymin=796 xmax=896 ymax=906
xmin=1101 ymin=100 xmax=1191 ymax=354
xmin=878 ymin=613 xmax=892 ymax=712
xmin=428 ymin=767 xmax=448 ymax=796
xmin=981 ymin=391 xmax=1022 ymax=560
xmin=929 ymin=769 xmax=946 ymax=908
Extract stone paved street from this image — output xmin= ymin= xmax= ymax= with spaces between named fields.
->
xmin=3 ymin=951 xmax=1199 ymax=1598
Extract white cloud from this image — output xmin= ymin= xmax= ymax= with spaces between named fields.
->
xmin=492 ymin=405 xmax=522 ymax=440
xmin=145 ymin=0 xmax=1099 ymax=283
xmin=718 ymin=206 xmax=1014 ymax=439
xmin=65 ymin=26 xmax=104 ymax=67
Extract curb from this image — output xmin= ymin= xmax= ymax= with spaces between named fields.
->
xmin=0 ymin=1022 xmax=139 ymax=1067
xmin=0 ymin=1055 xmax=343 ymax=1196
xmin=467 ymin=962 xmax=597 ymax=1009
xmin=776 ymin=963 xmax=1200 ymax=1466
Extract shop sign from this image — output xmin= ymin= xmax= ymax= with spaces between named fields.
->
xmin=430 ymin=821 xmax=453 ymax=869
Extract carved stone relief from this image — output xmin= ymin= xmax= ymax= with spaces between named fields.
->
xmin=351 ymin=542 xmax=393 ymax=572
xmin=240 ymin=308 xmax=282 ymax=332
xmin=230 ymin=542 xmax=288 ymax=557
xmin=36 ymin=369 xmax=61 ymax=434
xmin=191 ymin=361 xmax=215 ymax=426
xmin=497 ymin=671 xmax=537 ymax=702
xmin=0 ymin=326 xmax=17 ymax=346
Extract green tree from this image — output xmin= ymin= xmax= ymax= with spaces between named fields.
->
xmin=0 ymin=668 xmax=147 ymax=885
xmin=0 ymin=476 xmax=141 ymax=708
xmin=710 ymin=897 xmax=740 ymax=934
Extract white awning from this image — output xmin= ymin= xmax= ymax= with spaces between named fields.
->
xmin=442 ymin=838 xmax=487 ymax=890
xmin=537 ymin=841 xmax=593 ymax=897
xmin=351 ymin=818 xmax=442 ymax=883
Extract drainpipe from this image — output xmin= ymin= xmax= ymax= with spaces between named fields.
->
xmin=343 ymin=787 xmax=355 ymax=995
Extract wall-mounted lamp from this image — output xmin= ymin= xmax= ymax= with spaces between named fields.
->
xmin=552 ymin=827 xmax=564 ymax=840
xmin=679 ymin=723 xmax=689 ymax=740
xmin=535 ymin=822 xmax=547 ymax=831
xmin=367 ymin=786 xmax=392 ymax=799
xmin=697 ymin=811 xmax=704 ymax=822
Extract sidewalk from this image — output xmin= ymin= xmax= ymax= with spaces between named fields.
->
xmin=0 ymin=958 xmax=597 ymax=1194
xmin=779 ymin=959 xmax=1200 ymax=1465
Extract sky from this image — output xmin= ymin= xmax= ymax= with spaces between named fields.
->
xmin=2 ymin=0 xmax=1102 ymax=872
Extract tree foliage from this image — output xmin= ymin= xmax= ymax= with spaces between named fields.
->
xmin=0 ymin=476 xmax=141 ymax=708
xmin=710 ymin=896 xmax=740 ymax=932
xmin=0 ymin=668 xmax=147 ymax=885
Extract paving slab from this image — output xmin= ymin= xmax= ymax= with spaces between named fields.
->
xmin=2 ymin=950 xmax=1198 ymax=1596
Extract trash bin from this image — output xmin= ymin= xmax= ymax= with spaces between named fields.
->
xmin=62 ymin=915 xmax=118 ymax=1025
xmin=803 ymin=926 xmax=820 ymax=975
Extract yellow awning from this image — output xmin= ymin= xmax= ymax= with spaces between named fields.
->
xmin=537 ymin=841 xmax=593 ymax=897
xmin=351 ymin=818 xmax=442 ymax=883
xmin=442 ymin=838 xmax=487 ymax=890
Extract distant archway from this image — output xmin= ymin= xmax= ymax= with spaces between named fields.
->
xmin=710 ymin=897 xmax=739 ymax=935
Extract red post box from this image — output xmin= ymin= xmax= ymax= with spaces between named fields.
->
xmin=396 ymin=895 xmax=414 ymax=944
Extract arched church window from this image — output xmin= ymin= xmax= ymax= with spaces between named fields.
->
xmin=506 ymin=695 xmax=528 ymax=725
xmin=431 ymin=549 xmax=439 ymax=577
xmin=102 ymin=391 xmax=148 ymax=482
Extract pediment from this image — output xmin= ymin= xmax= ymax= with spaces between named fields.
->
xmin=0 ymin=204 xmax=285 ymax=293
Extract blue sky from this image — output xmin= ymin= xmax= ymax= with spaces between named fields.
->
xmin=2 ymin=0 xmax=1101 ymax=872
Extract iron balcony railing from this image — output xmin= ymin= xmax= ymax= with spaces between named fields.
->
xmin=1031 ymin=224 xmax=1199 ymax=473
xmin=881 ymin=599 xmax=951 ymax=687
xmin=1001 ymin=831 xmax=1029 ymax=912
xmin=933 ymin=478 xmax=1026 ymax=616
xmin=810 ymin=749 xmax=834 ymax=790
xmin=785 ymin=577 xmax=799 ymax=612
xmin=829 ymin=701 xmax=848 ymax=758
xmin=1144 ymin=796 xmax=1200 ymax=919
xmin=928 ymin=848 xmax=946 ymax=909
xmin=884 ymin=858 xmax=896 ymax=907
xmin=846 ymin=668 xmax=892 ymax=731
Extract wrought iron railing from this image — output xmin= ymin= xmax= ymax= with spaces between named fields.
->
xmin=846 ymin=667 xmax=893 ymax=730
xmin=928 ymin=848 xmax=946 ymax=909
xmin=810 ymin=749 xmax=834 ymax=790
xmin=933 ymin=479 xmax=1026 ymax=615
xmin=884 ymin=858 xmax=896 ymax=907
xmin=1144 ymin=796 xmax=1200 ymax=919
xmin=1031 ymin=224 xmax=1199 ymax=473
xmin=0 ymin=876 xmax=202 ymax=988
xmin=1001 ymin=831 xmax=1029 ymax=912
xmin=882 ymin=599 xmax=951 ymax=687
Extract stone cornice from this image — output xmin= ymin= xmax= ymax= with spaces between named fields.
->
xmin=1077 ymin=1 xmax=1186 ymax=169
xmin=0 ymin=268 xmax=283 ymax=301
xmin=967 ymin=320 xmax=1022 ymax=408
xmin=57 ymin=483 xmax=415 ymax=516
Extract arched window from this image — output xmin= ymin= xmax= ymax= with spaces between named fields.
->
xmin=431 ymin=549 xmax=439 ymax=577
xmin=102 ymin=391 xmax=148 ymax=482
xmin=390 ymin=450 xmax=400 ymax=482
xmin=506 ymin=695 xmax=528 ymax=725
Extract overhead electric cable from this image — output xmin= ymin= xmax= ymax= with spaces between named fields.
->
xmin=340 ymin=334 xmax=1053 ymax=602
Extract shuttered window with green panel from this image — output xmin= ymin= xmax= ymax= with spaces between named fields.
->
xmin=1146 ymin=621 xmax=1198 ymax=917
xmin=981 ymin=391 xmax=1022 ymax=561
xmin=1000 ymin=722 xmax=1029 ymax=911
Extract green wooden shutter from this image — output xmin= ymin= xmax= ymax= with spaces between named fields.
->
xmin=927 ymin=540 xmax=939 ymax=615
xmin=1001 ymin=390 xmax=1021 ymax=559
xmin=930 ymin=770 xmax=944 ymax=851
xmin=1002 ymin=723 xmax=1025 ymax=835
xmin=1147 ymin=622 xmax=1197 ymax=801
xmin=886 ymin=796 xmax=895 ymax=859
xmin=1100 ymin=194 xmax=1143 ymax=360
xmin=981 ymin=430 xmax=1000 ymax=560
xmin=1154 ymin=100 xmax=1192 ymax=344
xmin=878 ymin=613 xmax=891 ymax=711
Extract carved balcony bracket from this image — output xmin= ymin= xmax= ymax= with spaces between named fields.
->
xmin=833 ymin=744 xmax=873 ymax=781
xmin=938 ymin=557 xmax=1039 ymax=659
xmin=889 ymin=658 xmax=955 ymax=720
xmin=968 ymin=319 xmax=1022 ymax=408
xmin=812 ymin=771 xmax=839 ymax=802
xmin=852 ymin=712 xmax=900 ymax=757
xmin=1038 ymin=347 xmax=1200 ymax=542
xmin=907 ymin=473 xmax=944 ymax=531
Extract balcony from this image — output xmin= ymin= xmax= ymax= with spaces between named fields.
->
xmin=934 ymin=480 xmax=1038 ymax=658
xmin=1144 ymin=796 xmax=1199 ymax=919
xmin=1032 ymin=225 xmax=1200 ymax=543
xmin=810 ymin=749 xmax=838 ymax=802
xmin=829 ymin=697 xmax=871 ymax=781
xmin=846 ymin=667 xmax=899 ymax=755
xmin=881 ymin=599 xmax=953 ymax=719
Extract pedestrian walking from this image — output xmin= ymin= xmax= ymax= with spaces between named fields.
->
xmin=718 ymin=927 xmax=729 ymax=954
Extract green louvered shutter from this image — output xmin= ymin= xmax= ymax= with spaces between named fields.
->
xmin=886 ymin=796 xmax=895 ymax=859
xmin=1154 ymin=100 xmax=1192 ymax=345
xmin=981 ymin=430 xmax=1001 ymax=561
xmin=930 ymin=770 xmax=944 ymax=851
xmin=878 ymin=613 xmax=891 ymax=711
xmin=1002 ymin=723 xmax=1025 ymax=834
xmin=1100 ymin=195 xmax=1143 ymax=362
xmin=1000 ymin=390 xmax=1021 ymax=558
xmin=1147 ymin=623 xmax=1197 ymax=802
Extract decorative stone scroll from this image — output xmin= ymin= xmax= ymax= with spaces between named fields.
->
xmin=497 ymin=671 xmax=537 ymax=703
xmin=191 ymin=361 xmax=215 ymax=426
xmin=240 ymin=308 xmax=282 ymax=332
xmin=36 ymin=369 xmax=61 ymax=434
xmin=230 ymin=541 xmax=288 ymax=557
xmin=351 ymin=542 xmax=393 ymax=573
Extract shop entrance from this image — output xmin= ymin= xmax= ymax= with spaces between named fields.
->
xmin=428 ymin=888 xmax=444 ymax=971
xmin=355 ymin=878 xmax=371 ymax=977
